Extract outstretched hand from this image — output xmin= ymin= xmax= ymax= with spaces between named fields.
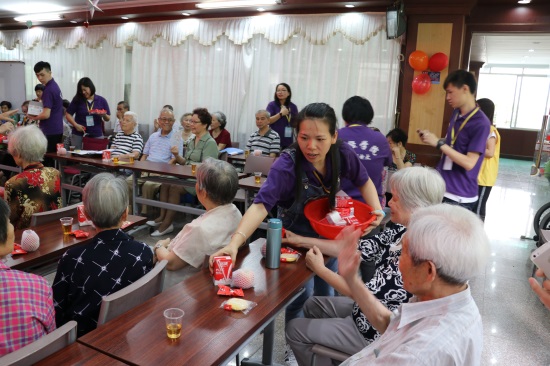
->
xmin=529 ymin=268 xmax=550 ymax=310
xmin=337 ymin=226 xmax=362 ymax=283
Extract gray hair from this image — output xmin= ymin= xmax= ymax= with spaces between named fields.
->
xmin=196 ymin=157 xmax=238 ymax=205
xmin=212 ymin=111 xmax=227 ymax=129
xmin=390 ymin=167 xmax=445 ymax=212
xmin=82 ymin=173 xmax=128 ymax=229
xmin=8 ymin=125 xmax=47 ymax=163
xmin=407 ymin=204 xmax=490 ymax=286
xmin=124 ymin=111 xmax=139 ymax=132
xmin=160 ymin=107 xmax=175 ymax=120
xmin=256 ymin=109 xmax=271 ymax=118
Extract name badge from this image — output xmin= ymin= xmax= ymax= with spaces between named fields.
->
xmin=86 ymin=115 xmax=94 ymax=127
xmin=443 ymin=155 xmax=453 ymax=170
xmin=284 ymin=126 xmax=293 ymax=138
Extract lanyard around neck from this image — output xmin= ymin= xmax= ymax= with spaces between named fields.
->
xmin=312 ymin=170 xmax=330 ymax=194
xmin=86 ymin=99 xmax=94 ymax=112
xmin=450 ymin=107 xmax=479 ymax=147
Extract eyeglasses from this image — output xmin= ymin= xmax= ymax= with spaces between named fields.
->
xmin=191 ymin=120 xmax=202 ymax=124
xmin=158 ymin=117 xmax=174 ymax=122
xmin=116 ymin=108 xmax=125 ymax=111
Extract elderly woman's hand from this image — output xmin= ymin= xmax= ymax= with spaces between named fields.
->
xmin=0 ymin=122 xmax=15 ymax=134
xmin=337 ymin=227 xmax=362 ymax=283
xmin=305 ymin=246 xmax=325 ymax=274
xmin=391 ymin=146 xmax=402 ymax=162
xmin=0 ymin=109 xmax=18 ymax=123
xmin=282 ymin=230 xmax=307 ymax=248
xmin=529 ymin=268 xmax=550 ymax=310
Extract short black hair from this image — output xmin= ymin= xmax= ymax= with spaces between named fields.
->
xmin=33 ymin=61 xmax=51 ymax=73
xmin=0 ymin=199 xmax=10 ymax=245
xmin=34 ymin=84 xmax=45 ymax=91
xmin=342 ymin=96 xmax=374 ymax=126
xmin=118 ymin=101 xmax=130 ymax=110
xmin=0 ymin=101 xmax=12 ymax=109
xmin=386 ymin=128 xmax=409 ymax=146
xmin=62 ymin=99 xmax=70 ymax=109
xmin=443 ymin=69 xmax=477 ymax=94
xmin=477 ymin=98 xmax=495 ymax=123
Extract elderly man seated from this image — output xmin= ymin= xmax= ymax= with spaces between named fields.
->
xmin=53 ymin=173 xmax=154 ymax=337
xmin=0 ymin=199 xmax=56 ymax=355
xmin=111 ymin=111 xmax=143 ymax=160
xmin=245 ymin=109 xmax=280 ymax=157
xmin=5 ymin=125 xmax=62 ymax=229
xmin=336 ymin=204 xmax=489 ymax=365
xmin=127 ymin=107 xmax=180 ymax=214
xmin=154 ymin=158 xmax=242 ymax=270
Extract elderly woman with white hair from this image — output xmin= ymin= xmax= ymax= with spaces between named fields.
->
xmin=110 ymin=111 xmax=143 ymax=159
xmin=284 ymin=167 xmax=446 ymax=366
xmin=5 ymin=125 xmax=62 ymax=229
xmin=52 ymin=173 xmax=154 ymax=337
xmin=154 ymin=158 xmax=242 ymax=271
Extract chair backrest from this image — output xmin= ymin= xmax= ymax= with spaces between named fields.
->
xmin=97 ymin=260 xmax=167 ymax=325
xmin=231 ymin=141 xmax=240 ymax=149
xmin=0 ymin=321 xmax=77 ymax=366
xmin=218 ymin=151 xmax=228 ymax=162
xmin=243 ymin=154 xmax=276 ymax=176
xmin=29 ymin=203 xmax=80 ymax=227
xmin=82 ymin=136 xmax=110 ymax=150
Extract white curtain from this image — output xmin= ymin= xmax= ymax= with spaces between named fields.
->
xmin=0 ymin=13 xmax=401 ymax=142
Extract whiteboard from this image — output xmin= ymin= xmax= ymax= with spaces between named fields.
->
xmin=0 ymin=61 xmax=26 ymax=112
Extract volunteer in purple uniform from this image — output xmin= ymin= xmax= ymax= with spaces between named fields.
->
xmin=338 ymin=96 xmax=392 ymax=206
xmin=65 ymin=77 xmax=111 ymax=149
xmin=31 ymin=61 xmax=64 ymax=159
xmin=266 ymin=83 xmax=299 ymax=149
xmin=210 ymin=103 xmax=384 ymax=333
xmin=418 ymin=69 xmax=490 ymax=211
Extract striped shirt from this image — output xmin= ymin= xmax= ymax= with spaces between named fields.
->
xmin=246 ymin=128 xmax=280 ymax=156
xmin=0 ymin=262 xmax=56 ymax=356
xmin=111 ymin=132 xmax=144 ymax=157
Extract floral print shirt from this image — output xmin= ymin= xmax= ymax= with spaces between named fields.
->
xmin=5 ymin=163 xmax=62 ymax=229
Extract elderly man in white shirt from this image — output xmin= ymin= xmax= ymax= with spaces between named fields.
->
xmin=336 ymin=204 xmax=489 ymax=366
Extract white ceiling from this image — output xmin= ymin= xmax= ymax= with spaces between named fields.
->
xmin=471 ymin=33 xmax=550 ymax=68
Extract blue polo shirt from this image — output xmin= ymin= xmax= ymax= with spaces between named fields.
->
xmin=143 ymin=129 xmax=176 ymax=163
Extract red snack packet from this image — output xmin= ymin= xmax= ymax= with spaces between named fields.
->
xmin=77 ymin=205 xmax=93 ymax=227
xmin=343 ymin=216 xmax=360 ymax=225
xmin=213 ymin=256 xmax=233 ymax=285
xmin=71 ymin=230 xmax=90 ymax=238
xmin=102 ymin=150 xmax=111 ymax=161
xmin=281 ymin=227 xmax=286 ymax=238
xmin=11 ymin=243 xmax=27 ymax=255
xmin=217 ymin=285 xmax=244 ymax=297
xmin=335 ymin=195 xmax=353 ymax=208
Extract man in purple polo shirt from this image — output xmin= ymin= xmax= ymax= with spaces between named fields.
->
xmin=418 ymin=69 xmax=490 ymax=211
xmin=30 ymin=61 xmax=64 ymax=165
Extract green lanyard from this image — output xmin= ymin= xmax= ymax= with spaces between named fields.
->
xmin=450 ymin=107 xmax=479 ymax=147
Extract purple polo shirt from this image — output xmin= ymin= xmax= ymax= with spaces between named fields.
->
xmin=437 ymin=108 xmax=490 ymax=199
xmin=338 ymin=125 xmax=392 ymax=203
xmin=40 ymin=78 xmax=64 ymax=135
xmin=254 ymin=142 xmax=369 ymax=212
xmin=266 ymin=101 xmax=299 ymax=149
xmin=66 ymin=95 xmax=111 ymax=137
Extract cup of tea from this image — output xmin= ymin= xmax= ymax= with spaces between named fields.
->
xmin=113 ymin=156 xmax=119 ymax=164
xmin=69 ymin=146 xmax=75 ymax=152
xmin=129 ymin=155 xmax=135 ymax=163
xmin=191 ymin=163 xmax=197 ymax=175
xmin=244 ymin=149 xmax=250 ymax=158
xmin=60 ymin=217 xmax=73 ymax=235
xmin=164 ymin=308 xmax=184 ymax=340
xmin=254 ymin=172 xmax=262 ymax=184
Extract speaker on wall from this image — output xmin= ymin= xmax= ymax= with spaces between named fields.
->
xmin=386 ymin=1 xmax=406 ymax=40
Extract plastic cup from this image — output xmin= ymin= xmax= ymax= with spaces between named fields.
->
xmin=244 ymin=149 xmax=250 ymax=158
xmin=60 ymin=217 xmax=73 ymax=235
xmin=129 ymin=155 xmax=134 ymax=163
xmin=191 ymin=163 xmax=197 ymax=175
xmin=113 ymin=156 xmax=119 ymax=164
xmin=164 ymin=308 xmax=184 ymax=339
xmin=69 ymin=146 xmax=75 ymax=151
xmin=254 ymin=172 xmax=262 ymax=184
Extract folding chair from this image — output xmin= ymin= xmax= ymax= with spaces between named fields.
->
xmin=29 ymin=203 xmax=80 ymax=227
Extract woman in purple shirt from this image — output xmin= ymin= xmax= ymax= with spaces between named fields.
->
xmin=266 ymin=83 xmax=299 ymax=149
xmin=65 ymin=77 xmax=111 ymax=149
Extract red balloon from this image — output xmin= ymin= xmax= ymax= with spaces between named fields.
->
xmin=412 ymin=73 xmax=432 ymax=94
xmin=408 ymin=50 xmax=429 ymax=71
xmin=429 ymin=52 xmax=449 ymax=72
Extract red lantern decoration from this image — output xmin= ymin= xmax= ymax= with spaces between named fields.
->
xmin=429 ymin=52 xmax=449 ymax=72
xmin=412 ymin=73 xmax=432 ymax=94
xmin=408 ymin=51 xmax=429 ymax=71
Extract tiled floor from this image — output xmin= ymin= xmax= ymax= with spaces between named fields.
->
xmin=43 ymin=158 xmax=550 ymax=365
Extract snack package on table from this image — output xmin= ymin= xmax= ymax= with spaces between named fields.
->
xmin=71 ymin=230 xmax=90 ymax=238
xmin=261 ymin=243 xmax=301 ymax=263
xmin=11 ymin=243 xmax=27 ymax=255
xmin=217 ymin=285 xmax=244 ymax=297
xmin=77 ymin=205 xmax=94 ymax=227
xmin=213 ymin=255 xmax=233 ymax=285
xmin=221 ymin=298 xmax=257 ymax=315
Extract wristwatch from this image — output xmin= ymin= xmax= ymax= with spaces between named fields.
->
xmin=154 ymin=242 xmax=163 ymax=254
xmin=436 ymin=139 xmax=446 ymax=150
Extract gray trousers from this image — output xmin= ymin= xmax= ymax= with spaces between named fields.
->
xmin=286 ymin=296 xmax=368 ymax=366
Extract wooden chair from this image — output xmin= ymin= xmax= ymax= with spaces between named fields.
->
xmin=231 ymin=141 xmax=240 ymax=149
xmin=96 ymin=260 xmax=167 ymax=325
xmin=0 ymin=321 xmax=77 ymax=366
xmin=310 ymin=344 xmax=351 ymax=366
xmin=29 ymin=203 xmax=80 ymax=227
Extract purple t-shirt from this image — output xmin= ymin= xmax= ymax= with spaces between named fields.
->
xmin=437 ymin=108 xmax=490 ymax=199
xmin=40 ymin=78 xmax=64 ymax=135
xmin=338 ymin=125 xmax=392 ymax=204
xmin=266 ymin=101 xmax=299 ymax=149
xmin=254 ymin=142 xmax=369 ymax=212
xmin=66 ymin=95 xmax=111 ymax=137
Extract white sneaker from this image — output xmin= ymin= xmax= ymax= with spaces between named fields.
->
xmin=284 ymin=343 xmax=298 ymax=366
xmin=151 ymin=224 xmax=174 ymax=237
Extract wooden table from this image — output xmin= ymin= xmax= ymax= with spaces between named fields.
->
xmin=78 ymin=239 xmax=312 ymax=366
xmin=34 ymin=342 xmax=128 ymax=366
xmin=238 ymin=175 xmax=267 ymax=211
xmin=228 ymin=153 xmax=247 ymax=163
xmin=6 ymin=214 xmax=146 ymax=271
